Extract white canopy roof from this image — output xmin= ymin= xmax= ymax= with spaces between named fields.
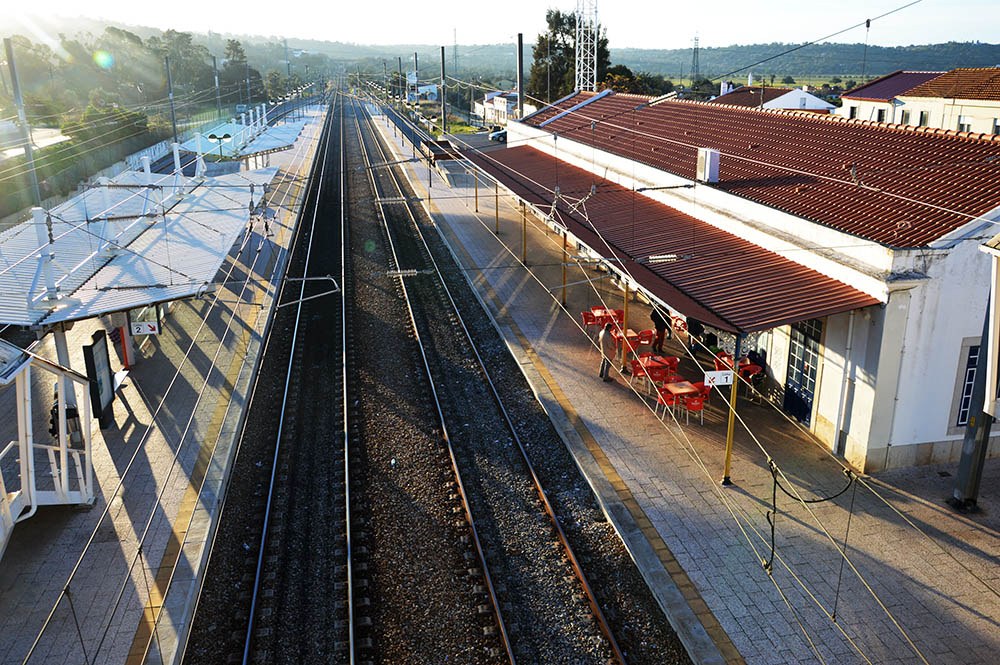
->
xmin=0 ymin=167 xmax=276 ymax=327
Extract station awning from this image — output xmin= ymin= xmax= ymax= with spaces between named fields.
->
xmin=0 ymin=167 xmax=277 ymax=327
xmin=465 ymin=146 xmax=880 ymax=333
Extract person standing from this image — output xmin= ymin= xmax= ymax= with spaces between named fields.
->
xmin=650 ymin=306 xmax=670 ymax=354
xmin=598 ymin=322 xmax=615 ymax=382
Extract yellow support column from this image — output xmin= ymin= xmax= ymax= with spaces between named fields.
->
xmin=722 ymin=335 xmax=742 ymax=486
xmin=621 ymin=282 xmax=630 ymax=370
xmin=561 ymin=233 xmax=568 ymax=306
xmin=494 ymin=182 xmax=500 ymax=234
xmin=474 ymin=170 xmax=479 ymax=212
xmin=521 ymin=201 xmax=527 ymax=264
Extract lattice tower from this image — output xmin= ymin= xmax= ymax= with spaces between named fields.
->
xmin=690 ymin=35 xmax=700 ymax=83
xmin=575 ymin=0 xmax=598 ymax=92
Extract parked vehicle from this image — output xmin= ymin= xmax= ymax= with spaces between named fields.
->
xmin=488 ymin=129 xmax=507 ymax=143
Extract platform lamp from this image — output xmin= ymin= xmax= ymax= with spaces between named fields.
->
xmin=207 ymin=132 xmax=232 ymax=159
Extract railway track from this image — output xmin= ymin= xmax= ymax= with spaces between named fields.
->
xmin=188 ymin=86 xmax=689 ymax=665
xmin=350 ymin=93 xmax=625 ymax=664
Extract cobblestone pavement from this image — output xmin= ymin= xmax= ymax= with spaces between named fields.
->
xmin=372 ymin=113 xmax=1000 ymax=665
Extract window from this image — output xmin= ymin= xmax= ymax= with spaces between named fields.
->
xmin=958 ymin=115 xmax=972 ymax=132
xmin=848 ymin=105 xmax=857 ymax=119
xmin=919 ymin=111 xmax=929 ymax=126
xmin=993 ymin=118 xmax=1000 ymax=135
xmin=876 ymin=109 xmax=886 ymax=122
xmin=900 ymin=109 xmax=910 ymax=125
xmin=957 ymin=344 xmax=980 ymax=427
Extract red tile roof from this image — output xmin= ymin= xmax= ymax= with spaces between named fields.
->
xmin=902 ymin=67 xmax=1000 ymax=101
xmin=521 ymin=91 xmax=1000 ymax=247
xmin=466 ymin=145 xmax=879 ymax=333
xmin=841 ymin=71 xmax=944 ymax=102
xmin=709 ymin=86 xmax=793 ymax=107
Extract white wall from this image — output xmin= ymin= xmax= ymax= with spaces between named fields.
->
xmin=836 ymin=99 xmax=896 ymax=123
xmin=897 ymin=96 xmax=1000 ymax=133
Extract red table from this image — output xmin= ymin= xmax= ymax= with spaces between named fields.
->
xmin=663 ymin=381 xmax=699 ymax=397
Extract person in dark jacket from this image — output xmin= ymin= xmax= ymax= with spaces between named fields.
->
xmin=650 ymin=307 xmax=671 ymax=354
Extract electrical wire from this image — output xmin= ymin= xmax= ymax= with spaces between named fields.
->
xmin=372 ymin=101 xmax=897 ymax=664
xmin=19 ymin=99 xmax=326 ymax=665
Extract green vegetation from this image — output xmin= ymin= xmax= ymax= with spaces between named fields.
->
xmin=0 ymin=26 xmax=334 ymax=220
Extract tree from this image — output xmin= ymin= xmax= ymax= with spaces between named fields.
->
xmin=781 ymin=75 xmax=796 ymax=85
xmin=831 ymin=76 xmax=842 ymax=84
xmin=599 ymin=65 xmax=674 ymax=95
xmin=527 ymin=9 xmax=610 ymax=103
xmin=844 ymin=80 xmax=857 ymax=90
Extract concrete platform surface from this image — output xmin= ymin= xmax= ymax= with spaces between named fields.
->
xmin=0 ymin=105 xmax=327 ymax=665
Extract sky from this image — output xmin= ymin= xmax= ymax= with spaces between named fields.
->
xmin=6 ymin=0 xmax=999 ymax=50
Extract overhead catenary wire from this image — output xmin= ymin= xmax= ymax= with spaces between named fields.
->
xmin=19 ymin=100 xmax=325 ymax=665
xmin=372 ymin=100 xmax=896 ymax=663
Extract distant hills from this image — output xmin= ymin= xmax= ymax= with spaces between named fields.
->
xmin=2 ymin=14 xmax=998 ymax=81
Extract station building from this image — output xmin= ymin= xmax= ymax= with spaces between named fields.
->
xmin=477 ymin=90 xmax=1000 ymax=472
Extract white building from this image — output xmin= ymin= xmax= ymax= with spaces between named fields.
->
xmin=895 ymin=67 xmax=1000 ymax=135
xmin=494 ymin=91 xmax=1000 ymax=471
xmin=837 ymin=70 xmax=944 ymax=123
xmin=476 ymin=91 xmax=537 ymax=126
xmin=712 ymin=85 xmax=835 ymax=113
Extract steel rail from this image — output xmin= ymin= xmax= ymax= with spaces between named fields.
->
xmin=240 ymin=91 xmax=347 ymax=664
xmin=359 ymin=98 xmax=627 ymax=664
xmin=348 ymin=95 xmax=516 ymax=665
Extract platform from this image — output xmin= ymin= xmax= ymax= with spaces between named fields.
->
xmin=0 ymin=103 xmax=328 ymax=665
xmin=370 ymin=109 xmax=1000 ymax=665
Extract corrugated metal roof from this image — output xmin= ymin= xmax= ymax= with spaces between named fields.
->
xmin=903 ymin=67 xmax=1000 ymax=101
xmin=521 ymin=91 xmax=1000 ymax=247
xmin=466 ymin=145 xmax=879 ymax=333
xmin=841 ymin=71 xmax=944 ymax=101
xmin=0 ymin=168 xmax=276 ymax=327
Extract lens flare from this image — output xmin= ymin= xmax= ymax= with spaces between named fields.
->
xmin=93 ymin=50 xmax=114 ymax=69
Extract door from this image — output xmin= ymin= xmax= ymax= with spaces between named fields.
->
xmin=783 ymin=319 xmax=822 ymax=424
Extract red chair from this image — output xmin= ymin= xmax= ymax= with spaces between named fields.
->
xmin=639 ymin=352 xmax=656 ymax=359
xmin=692 ymin=381 xmax=712 ymax=401
xmin=646 ymin=365 xmax=670 ymax=393
xmin=660 ymin=356 xmax=681 ymax=372
xmin=612 ymin=309 xmax=625 ymax=324
xmin=655 ymin=386 xmax=678 ymax=420
xmin=682 ymin=396 xmax=705 ymax=424
xmin=738 ymin=363 xmax=763 ymax=398
xmin=636 ymin=330 xmax=655 ymax=348
xmin=665 ymin=374 xmax=685 ymax=384
xmin=581 ymin=311 xmax=599 ymax=336
xmin=629 ymin=359 xmax=650 ymax=391
xmin=714 ymin=355 xmax=734 ymax=371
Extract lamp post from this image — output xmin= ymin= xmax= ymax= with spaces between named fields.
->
xmin=207 ymin=132 xmax=232 ymax=160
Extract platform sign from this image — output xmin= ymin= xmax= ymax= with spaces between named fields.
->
xmin=83 ymin=330 xmax=115 ymax=428
xmin=130 ymin=321 xmax=160 ymax=336
xmin=704 ymin=370 xmax=734 ymax=387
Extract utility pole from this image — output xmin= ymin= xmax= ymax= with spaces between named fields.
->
xmin=440 ymin=46 xmax=446 ymax=135
xmin=285 ymin=38 xmax=291 ymax=78
xmin=165 ymin=55 xmax=179 ymax=144
xmin=516 ymin=33 xmax=524 ymax=119
xmin=948 ymin=299 xmax=993 ymax=512
xmin=4 ymin=38 xmax=41 ymax=206
xmin=413 ymin=51 xmax=418 ymax=105
xmin=397 ymin=56 xmax=403 ymax=108
xmin=245 ymin=61 xmax=252 ymax=107
xmin=383 ymin=60 xmax=388 ymax=104
xmin=212 ymin=55 xmax=223 ymax=121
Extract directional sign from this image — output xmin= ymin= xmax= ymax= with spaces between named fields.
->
xmin=130 ymin=321 xmax=160 ymax=336
xmin=704 ymin=370 xmax=734 ymax=387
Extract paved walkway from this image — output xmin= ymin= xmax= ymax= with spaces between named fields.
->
xmin=372 ymin=111 xmax=1000 ymax=665
xmin=0 ymin=106 xmax=326 ymax=665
